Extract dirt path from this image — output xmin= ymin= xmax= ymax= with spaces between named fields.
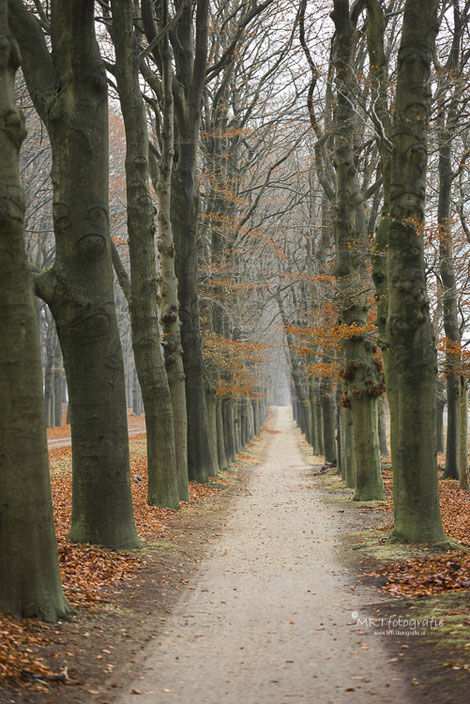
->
xmin=117 ymin=407 xmax=413 ymax=704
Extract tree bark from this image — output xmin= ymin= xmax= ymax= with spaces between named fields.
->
xmin=223 ymin=397 xmax=237 ymax=464
xmin=10 ymin=0 xmax=139 ymax=547
xmin=386 ymin=0 xmax=446 ymax=543
xmin=459 ymin=378 xmax=468 ymax=489
xmin=436 ymin=384 xmax=446 ymax=454
xmin=436 ymin=7 xmax=463 ymax=480
xmin=331 ymin=1 xmax=384 ymax=501
xmin=321 ymin=376 xmax=336 ymax=463
xmin=216 ymin=396 xmax=228 ymax=470
xmin=0 ymin=4 xmax=74 ymax=620
xmin=365 ymin=0 xmax=399 ymax=511
xmin=168 ymin=0 xmax=216 ymax=482
xmin=111 ymin=0 xmax=180 ymax=508
xmin=378 ymin=396 xmax=389 ymax=456
xmin=147 ymin=0 xmax=190 ymax=501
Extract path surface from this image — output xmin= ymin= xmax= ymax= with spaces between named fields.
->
xmin=118 ymin=407 xmax=413 ymax=704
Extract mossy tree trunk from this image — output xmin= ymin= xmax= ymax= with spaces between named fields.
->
xmin=10 ymin=0 xmax=139 ymax=548
xmin=365 ymin=0 xmax=401 ymax=514
xmin=386 ymin=0 xmax=446 ymax=543
xmin=216 ymin=396 xmax=228 ymax=470
xmin=0 ymin=3 xmax=74 ymax=620
xmin=331 ymin=0 xmax=384 ymax=501
xmin=321 ymin=376 xmax=336 ymax=464
xmin=378 ymin=397 xmax=389 ymax=456
xmin=170 ymin=0 xmax=216 ymax=481
xmin=111 ymin=0 xmax=180 ymax=508
xmin=436 ymin=385 xmax=446 ymax=454
xmin=436 ymin=6 xmax=464 ymax=481
xmin=459 ymin=378 xmax=468 ymax=489
xmin=223 ymin=397 xmax=237 ymax=465
xmin=143 ymin=0 xmax=190 ymax=502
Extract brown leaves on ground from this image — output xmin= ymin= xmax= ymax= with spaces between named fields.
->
xmin=372 ymin=553 xmax=470 ymax=598
xmin=368 ymin=470 xmax=470 ymax=598
xmin=0 ymin=432 xmax=259 ymax=688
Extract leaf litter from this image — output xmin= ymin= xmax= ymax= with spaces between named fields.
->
xmin=367 ymin=468 xmax=470 ymax=597
xmin=0 ymin=433 xmax=261 ymax=689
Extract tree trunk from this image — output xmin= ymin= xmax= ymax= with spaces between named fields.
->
xmin=459 ymin=378 xmax=468 ymax=489
xmin=386 ymin=0 xmax=445 ymax=543
xmin=309 ymin=379 xmax=321 ymax=455
xmin=216 ymin=396 xmax=228 ymax=470
xmin=14 ymin=0 xmax=140 ymax=548
xmin=0 ymin=6 xmax=74 ymax=620
xmin=340 ymin=406 xmax=355 ymax=488
xmin=378 ymin=396 xmax=389 ymax=456
xmin=365 ymin=0 xmax=399 ymax=510
xmin=168 ymin=0 xmax=215 ymax=483
xmin=331 ymin=1 xmax=384 ymax=501
xmin=171 ymin=139 xmax=215 ymax=481
xmin=223 ymin=397 xmax=237 ymax=465
xmin=438 ymin=80 xmax=461 ymax=481
xmin=43 ymin=322 xmax=54 ymax=427
xmin=52 ymin=340 xmax=63 ymax=427
xmin=351 ymin=396 xmax=382 ymax=501
xmin=206 ymin=385 xmax=219 ymax=476
xmin=436 ymin=386 xmax=446 ymax=454
xmin=321 ymin=377 xmax=336 ymax=463
xmin=111 ymin=0 xmax=180 ymax=508
xmin=147 ymin=0 xmax=189 ymax=502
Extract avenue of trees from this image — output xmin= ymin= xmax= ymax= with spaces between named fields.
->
xmin=1 ymin=0 xmax=470 ymax=620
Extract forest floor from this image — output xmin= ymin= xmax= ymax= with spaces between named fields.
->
xmin=46 ymin=412 xmax=147 ymax=449
xmin=2 ymin=407 xmax=470 ymax=703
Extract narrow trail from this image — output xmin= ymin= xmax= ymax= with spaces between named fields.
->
xmin=119 ymin=407 xmax=413 ymax=704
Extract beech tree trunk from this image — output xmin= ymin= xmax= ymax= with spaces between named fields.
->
xmin=216 ymin=396 xmax=228 ymax=470
xmin=143 ymin=0 xmax=190 ymax=502
xmin=10 ymin=0 xmax=139 ymax=548
xmin=0 ymin=4 xmax=74 ymax=620
xmin=459 ymin=379 xmax=468 ymax=489
xmin=223 ymin=397 xmax=237 ymax=464
xmin=111 ymin=0 xmax=180 ymax=508
xmin=321 ymin=377 xmax=336 ymax=463
xmin=169 ymin=0 xmax=216 ymax=482
xmin=386 ymin=0 xmax=446 ymax=543
xmin=331 ymin=1 xmax=384 ymax=501
xmin=378 ymin=397 xmax=389 ymax=456
xmin=436 ymin=9 xmax=464 ymax=480
xmin=436 ymin=387 xmax=446 ymax=454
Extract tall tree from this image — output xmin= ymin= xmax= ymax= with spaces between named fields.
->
xmin=386 ymin=0 xmax=446 ymax=543
xmin=329 ymin=0 xmax=385 ymax=501
xmin=0 ymin=0 xmax=74 ymax=620
xmin=110 ymin=0 xmax=182 ymax=508
xmin=364 ymin=0 xmax=399 ymax=503
xmin=9 ymin=0 xmax=139 ymax=548
xmin=141 ymin=0 xmax=216 ymax=482
xmin=145 ymin=0 xmax=190 ymax=502
xmin=435 ymin=0 xmax=469 ymax=481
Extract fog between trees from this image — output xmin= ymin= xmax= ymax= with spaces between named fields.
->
xmin=1 ymin=0 xmax=469 ymax=619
